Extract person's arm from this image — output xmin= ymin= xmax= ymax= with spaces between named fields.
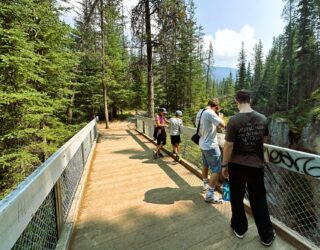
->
xmin=218 ymin=112 xmax=226 ymax=128
xmin=222 ymin=141 xmax=234 ymax=179
xmin=221 ymin=118 xmax=235 ymax=179
xmin=209 ymin=111 xmax=225 ymax=128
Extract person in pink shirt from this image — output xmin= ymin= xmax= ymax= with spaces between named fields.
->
xmin=153 ymin=108 xmax=168 ymax=159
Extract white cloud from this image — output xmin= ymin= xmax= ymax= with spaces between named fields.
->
xmin=203 ymin=25 xmax=258 ymax=68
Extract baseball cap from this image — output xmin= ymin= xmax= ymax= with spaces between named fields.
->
xmin=176 ymin=110 xmax=182 ymax=116
xmin=158 ymin=107 xmax=167 ymax=113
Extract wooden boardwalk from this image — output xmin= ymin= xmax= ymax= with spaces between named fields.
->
xmin=70 ymin=122 xmax=296 ymax=250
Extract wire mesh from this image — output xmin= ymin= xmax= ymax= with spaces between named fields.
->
xmin=12 ymin=190 xmax=58 ymax=250
xmin=264 ymin=164 xmax=320 ymax=246
xmin=60 ymin=145 xmax=84 ymax=222
xmin=11 ymin=123 xmax=97 ymax=249
xmin=137 ymin=117 xmax=320 ymax=247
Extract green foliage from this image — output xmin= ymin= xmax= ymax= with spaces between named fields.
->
xmin=0 ymin=0 xmax=79 ymax=198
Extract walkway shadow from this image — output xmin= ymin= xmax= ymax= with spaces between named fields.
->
xmin=69 ymin=128 xmax=296 ymax=250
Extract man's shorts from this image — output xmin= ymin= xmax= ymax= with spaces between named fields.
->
xmin=170 ymin=135 xmax=181 ymax=145
xmin=156 ymin=133 xmax=166 ymax=146
xmin=201 ymin=147 xmax=221 ymax=173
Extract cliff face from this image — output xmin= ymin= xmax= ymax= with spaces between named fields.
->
xmin=268 ymin=118 xmax=290 ymax=147
xmin=300 ymin=117 xmax=320 ymax=154
xmin=269 ymin=117 xmax=320 ymax=154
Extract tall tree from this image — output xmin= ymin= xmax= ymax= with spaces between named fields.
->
xmin=205 ymin=41 xmax=214 ymax=97
xmin=132 ymin=0 xmax=161 ymax=118
xmin=236 ymin=42 xmax=247 ymax=90
xmin=252 ymin=40 xmax=264 ymax=93
xmin=100 ymin=0 xmax=109 ymax=128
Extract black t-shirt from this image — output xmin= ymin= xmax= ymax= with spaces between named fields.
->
xmin=225 ymin=111 xmax=268 ymax=168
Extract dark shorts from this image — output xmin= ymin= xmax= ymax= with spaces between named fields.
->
xmin=156 ymin=133 xmax=166 ymax=146
xmin=170 ymin=135 xmax=181 ymax=145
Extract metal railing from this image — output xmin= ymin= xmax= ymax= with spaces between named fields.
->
xmin=0 ymin=118 xmax=98 ymax=250
xmin=136 ymin=116 xmax=320 ymax=248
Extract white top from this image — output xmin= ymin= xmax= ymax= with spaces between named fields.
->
xmin=169 ymin=117 xmax=183 ymax=136
xmin=195 ymin=109 xmax=221 ymax=150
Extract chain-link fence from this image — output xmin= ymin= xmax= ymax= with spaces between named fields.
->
xmin=136 ymin=116 xmax=320 ymax=247
xmin=12 ymin=190 xmax=58 ymax=250
xmin=7 ymin=120 xmax=98 ymax=250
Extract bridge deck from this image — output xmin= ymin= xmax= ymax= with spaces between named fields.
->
xmin=70 ymin=122 xmax=295 ymax=250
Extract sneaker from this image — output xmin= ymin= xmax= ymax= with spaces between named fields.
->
xmin=204 ymin=194 xmax=223 ymax=204
xmin=202 ymin=183 xmax=209 ymax=192
xmin=261 ymin=231 xmax=276 ymax=247
xmin=233 ymin=230 xmax=244 ymax=239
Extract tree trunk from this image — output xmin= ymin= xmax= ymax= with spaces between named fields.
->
xmin=100 ymin=0 xmax=109 ymax=128
xmin=145 ymin=0 xmax=154 ymax=118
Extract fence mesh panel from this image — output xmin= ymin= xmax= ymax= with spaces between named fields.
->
xmin=137 ymin=117 xmax=320 ymax=247
xmin=12 ymin=190 xmax=58 ymax=250
xmin=11 ymin=123 xmax=97 ymax=249
xmin=60 ymin=145 xmax=84 ymax=222
xmin=264 ymin=164 xmax=320 ymax=245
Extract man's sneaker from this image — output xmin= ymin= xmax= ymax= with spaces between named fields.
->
xmin=202 ymin=183 xmax=209 ymax=192
xmin=233 ymin=230 xmax=244 ymax=239
xmin=261 ymin=231 xmax=276 ymax=247
xmin=204 ymin=194 xmax=223 ymax=204
xmin=153 ymin=151 xmax=158 ymax=159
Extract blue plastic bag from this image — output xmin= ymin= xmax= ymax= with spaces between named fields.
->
xmin=222 ymin=181 xmax=231 ymax=201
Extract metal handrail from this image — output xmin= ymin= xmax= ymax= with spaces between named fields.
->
xmin=136 ymin=115 xmax=320 ymax=178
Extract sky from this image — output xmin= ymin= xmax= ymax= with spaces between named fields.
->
xmin=61 ymin=0 xmax=285 ymax=68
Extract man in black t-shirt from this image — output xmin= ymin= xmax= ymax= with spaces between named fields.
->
xmin=222 ymin=90 xmax=276 ymax=247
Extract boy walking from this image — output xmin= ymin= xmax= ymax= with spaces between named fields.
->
xmin=169 ymin=110 xmax=183 ymax=161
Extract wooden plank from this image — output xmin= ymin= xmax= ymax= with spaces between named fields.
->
xmin=0 ymin=118 xmax=97 ymax=250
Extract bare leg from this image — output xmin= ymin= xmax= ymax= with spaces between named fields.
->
xmin=156 ymin=144 xmax=163 ymax=155
xmin=208 ymin=173 xmax=219 ymax=188
xmin=202 ymin=166 xmax=209 ymax=180
xmin=176 ymin=144 xmax=179 ymax=154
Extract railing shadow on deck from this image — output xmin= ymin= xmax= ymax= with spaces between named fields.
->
xmin=71 ymin=129 xmax=291 ymax=250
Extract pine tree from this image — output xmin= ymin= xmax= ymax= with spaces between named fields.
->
xmin=236 ymin=42 xmax=247 ymax=90
xmin=252 ymin=40 xmax=264 ymax=93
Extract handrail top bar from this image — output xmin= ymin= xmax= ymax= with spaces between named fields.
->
xmin=135 ymin=115 xmax=320 ymax=158
xmin=0 ymin=117 xmax=98 ymax=250
xmin=136 ymin=116 xmax=320 ymax=178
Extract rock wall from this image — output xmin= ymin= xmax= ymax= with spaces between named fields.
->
xmin=300 ymin=117 xmax=320 ymax=154
xmin=268 ymin=118 xmax=290 ymax=147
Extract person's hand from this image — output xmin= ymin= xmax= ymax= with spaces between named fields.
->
xmin=222 ymin=167 xmax=229 ymax=179
xmin=219 ymin=112 xmax=224 ymax=119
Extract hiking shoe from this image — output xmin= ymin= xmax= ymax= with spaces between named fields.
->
xmin=204 ymin=194 xmax=223 ymax=204
xmin=261 ymin=231 xmax=276 ymax=247
xmin=233 ymin=230 xmax=244 ymax=239
xmin=202 ymin=183 xmax=209 ymax=192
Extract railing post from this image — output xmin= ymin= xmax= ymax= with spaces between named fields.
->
xmin=143 ymin=121 xmax=145 ymax=134
xmin=54 ymin=178 xmax=64 ymax=238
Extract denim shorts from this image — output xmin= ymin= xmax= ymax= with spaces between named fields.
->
xmin=201 ymin=147 xmax=221 ymax=173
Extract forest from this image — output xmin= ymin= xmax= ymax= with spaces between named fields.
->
xmin=0 ymin=0 xmax=319 ymax=198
